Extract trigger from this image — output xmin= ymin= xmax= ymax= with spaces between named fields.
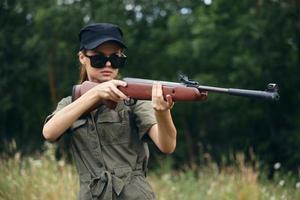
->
xmin=124 ymin=98 xmax=137 ymax=106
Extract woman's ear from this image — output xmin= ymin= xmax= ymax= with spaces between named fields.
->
xmin=78 ymin=51 xmax=85 ymax=65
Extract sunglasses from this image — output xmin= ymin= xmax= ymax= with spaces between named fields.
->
xmin=84 ymin=52 xmax=127 ymax=69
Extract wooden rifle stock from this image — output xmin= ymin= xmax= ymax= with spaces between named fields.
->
xmin=72 ymin=78 xmax=208 ymax=110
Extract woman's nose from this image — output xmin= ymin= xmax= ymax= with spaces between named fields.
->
xmin=105 ymin=60 xmax=112 ymax=68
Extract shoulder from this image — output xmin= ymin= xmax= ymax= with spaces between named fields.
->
xmin=130 ymin=100 xmax=155 ymax=119
xmin=57 ymin=96 xmax=72 ymax=108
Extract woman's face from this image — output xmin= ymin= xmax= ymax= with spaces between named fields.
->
xmin=79 ymin=42 xmax=123 ymax=83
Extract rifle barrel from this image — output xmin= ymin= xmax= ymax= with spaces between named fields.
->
xmin=197 ymin=85 xmax=279 ymax=100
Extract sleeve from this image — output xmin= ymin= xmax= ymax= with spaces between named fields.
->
xmin=43 ymin=96 xmax=72 ymax=142
xmin=131 ymin=100 xmax=157 ymax=141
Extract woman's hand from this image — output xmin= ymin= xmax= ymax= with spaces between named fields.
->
xmin=151 ymin=82 xmax=174 ymax=112
xmin=148 ymin=81 xmax=177 ymax=154
xmin=88 ymin=79 xmax=129 ymax=102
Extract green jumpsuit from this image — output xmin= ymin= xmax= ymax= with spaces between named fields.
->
xmin=45 ymin=96 xmax=157 ymax=200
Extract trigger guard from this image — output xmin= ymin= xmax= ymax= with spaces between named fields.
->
xmin=124 ymin=98 xmax=137 ymax=106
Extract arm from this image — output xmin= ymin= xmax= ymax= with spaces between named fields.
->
xmin=148 ymin=82 xmax=177 ymax=154
xmin=43 ymin=80 xmax=128 ymax=142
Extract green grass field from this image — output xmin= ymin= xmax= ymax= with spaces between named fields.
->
xmin=1 ymin=143 xmax=299 ymax=200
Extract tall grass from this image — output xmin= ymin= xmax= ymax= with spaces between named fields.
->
xmin=0 ymin=142 xmax=78 ymax=200
xmin=1 ymin=142 xmax=299 ymax=200
xmin=150 ymin=158 xmax=300 ymax=200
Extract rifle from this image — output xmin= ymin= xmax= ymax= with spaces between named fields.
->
xmin=72 ymin=74 xmax=279 ymax=109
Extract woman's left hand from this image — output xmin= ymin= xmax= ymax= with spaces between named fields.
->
xmin=151 ymin=82 xmax=174 ymax=112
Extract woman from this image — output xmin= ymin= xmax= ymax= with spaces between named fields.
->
xmin=43 ymin=23 xmax=177 ymax=200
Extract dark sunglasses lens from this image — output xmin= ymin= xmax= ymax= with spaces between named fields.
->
xmin=90 ymin=54 xmax=107 ymax=68
xmin=109 ymin=54 xmax=127 ymax=69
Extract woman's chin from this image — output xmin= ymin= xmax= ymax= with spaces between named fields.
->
xmin=97 ymin=76 xmax=114 ymax=83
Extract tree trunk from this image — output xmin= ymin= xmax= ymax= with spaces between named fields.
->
xmin=183 ymin=126 xmax=197 ymax=170
xmin=48 ymin=49 xmax=58 ymax=105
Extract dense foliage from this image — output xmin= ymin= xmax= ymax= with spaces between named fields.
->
xmin=1 ymin=0 xmax=299 ymax=172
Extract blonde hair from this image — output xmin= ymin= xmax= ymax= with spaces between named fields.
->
xmin=79 ymin=64 xmax=88 ymax=84
xmin=78 ymin=50 xmax=88 ymax=83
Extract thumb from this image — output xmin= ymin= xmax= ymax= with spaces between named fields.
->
xmin=166 ymin=94 xmax=174 ymax=106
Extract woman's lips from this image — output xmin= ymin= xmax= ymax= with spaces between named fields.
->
xmin=100 ymin=70 xmax=113 ymax=75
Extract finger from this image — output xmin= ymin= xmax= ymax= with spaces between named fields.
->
xmin=110 ymin=86 xmax=128 ymax=100
xmin=112 ymin=80 xmax=127 ymax=87
xmin=156 ymin=82 xmax=163 ymax=97
xmin=107 ymin=88 xmax=121 ymax=102
xmin=152 ymin=82 xmax=155 ymax=98
xmin=108 ymin=81 xmax=128 ymax=100
xmin=152 ymin=82 xmax=159 ymax=109
xmin=166 ymin=94 xmax=173 ymax=104
xmin=166 ymin=94 xmax=174 ymax=109
xmin=152 ymin=81 xmax=158 ymax=99
xmin=153 ymin=82 xmax=162 ymax=100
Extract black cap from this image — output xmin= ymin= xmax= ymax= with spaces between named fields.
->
xmin=79 ymin=23 xmax=126 ymax=50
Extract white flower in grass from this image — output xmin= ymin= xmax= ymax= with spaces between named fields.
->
xmin=58 ymin=160 xmax=65 ymax=167
xmin=270 ymin=196 xmax=276 ymax=200
xmin=274 ymin=162 xmax=281 ymax=170
xmin=281 ymin=194 xmax=286 ymax=200
xmin=30 ymin=159 xmax=42 ymax=168
xmin=279 ymin=180 xmax=285 ymax=187
xmin=296 ymin=182 xmax=300 ymax=188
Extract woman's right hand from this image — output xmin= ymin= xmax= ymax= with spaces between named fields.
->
xmin=88 ymin=79 xmax=129 ymax=102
